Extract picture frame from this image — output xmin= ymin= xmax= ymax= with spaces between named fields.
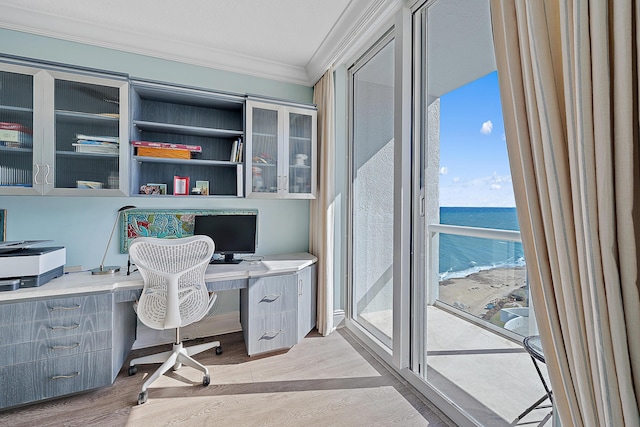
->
xmin=195 ymin=180 xmax=209 ymax=196
xmin=145 ymin=183 xmax=167 ymax=195
xmin=0 ymin=209 xmax=5 ymax=241
xmin=173 ymin=176 xmax=189 ymax=196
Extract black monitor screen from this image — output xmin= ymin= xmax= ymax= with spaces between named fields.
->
xmin=194 ymin=213 xmax=257 ymax=263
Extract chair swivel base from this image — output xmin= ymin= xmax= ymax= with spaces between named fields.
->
xmin=128 ymin=340 xmax=222 ymax=404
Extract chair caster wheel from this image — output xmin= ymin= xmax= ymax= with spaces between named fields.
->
xmin=215 ymin=346 xmax=223 ymax=355
xmin=203 ymin=374 xmax=210 ymax=386
xmin=137 ymin=390 xmax=148 ymax=405
xmin=128 ymin=365 xmax=137 ymax=376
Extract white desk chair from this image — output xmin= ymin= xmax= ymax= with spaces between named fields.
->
xmin=127 ymin=235 xmax=222 ymax=405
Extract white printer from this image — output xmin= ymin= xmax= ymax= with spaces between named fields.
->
xmin=0 ymin=241 xmax=66 ymax=289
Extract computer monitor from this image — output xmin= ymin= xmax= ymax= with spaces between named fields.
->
xmin=194 ymin=212 xmax=257 ymax=264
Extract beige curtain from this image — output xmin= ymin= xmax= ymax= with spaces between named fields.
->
xmin=490 ymin=1 xmax=640 ymax=426
xmin=311 ymin=69 xmax=336 ymax=336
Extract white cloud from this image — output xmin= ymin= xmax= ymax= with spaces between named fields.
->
xmin=440 ymin=173 xmax=515 ymax=207
xmin=480 ymin=120 xmax=493 ymax=135
xmin=440 ymin=167 xmax=448 ymax=175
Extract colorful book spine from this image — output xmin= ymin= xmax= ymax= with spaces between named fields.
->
xmin=131 ymin=140 xmax=202 ymax=153
xmin=76 ymin=134 xmax=119 ymax=144
xmin=0 ymin=123 xmax=34 ymax=148
xmin=0 ymin=122 xmax=33 ymax=134
xmin=136 ymin=146 xmax=191 ymax=159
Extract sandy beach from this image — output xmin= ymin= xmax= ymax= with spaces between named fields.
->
xmin=438 ymin=266 xmax=527 ymax=318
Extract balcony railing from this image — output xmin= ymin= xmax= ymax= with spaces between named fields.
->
xmin=427 ymin=224 xmax=537 ymax=339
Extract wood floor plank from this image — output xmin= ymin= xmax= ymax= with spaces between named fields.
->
xmin=0 ymin=329 xmax=453 ymax=427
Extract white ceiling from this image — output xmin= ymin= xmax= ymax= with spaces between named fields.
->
xmin=0 ymin=0 xmax=402 ymax=86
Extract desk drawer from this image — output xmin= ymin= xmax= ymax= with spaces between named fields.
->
xmin=0 ymin=349 xmax=112 ymax=409
xmin=244 ymin=310 xmax=297 ymax=355
xmin=0 ymin=293 xmax=113 ymax=325
xmin=246 ymin=275 xmax=297 ymax=317
xmin=0 ymin=311 xmax=112 ymax=346
xmin=0 ymin=330 xmax=112 ymax=367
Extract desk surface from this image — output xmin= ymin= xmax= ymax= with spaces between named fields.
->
xmin=0 ymin=252 xmax=317 ymax=303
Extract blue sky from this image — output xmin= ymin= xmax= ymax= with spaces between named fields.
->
xmin=438 ymin=71 xmax=515 ymax=207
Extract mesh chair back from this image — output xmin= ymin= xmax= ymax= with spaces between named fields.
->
xmin=129 ymin=236 xmax=215 ymax=330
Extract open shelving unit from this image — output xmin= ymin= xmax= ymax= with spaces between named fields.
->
xmin=129 ymin=80 xmax=245 ymax=197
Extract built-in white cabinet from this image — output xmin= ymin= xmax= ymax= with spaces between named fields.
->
xmin=129 ymin=81 xmax=245 ymax=197
xmin=297 ymin=264 xmax=317 ymax=342
xmin=0 ymin=60 xmax=129 ymax=196
xmin=245 ymin=99 xmax=317 ymax=199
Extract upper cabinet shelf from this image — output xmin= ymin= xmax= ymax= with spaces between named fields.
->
xmin=0 ymin=56 xmax=317 ymax=200
xmin=133 ymin=120 xmax=243 ymax=138
xmin=129 ymin=80 xmax=245 ymax=197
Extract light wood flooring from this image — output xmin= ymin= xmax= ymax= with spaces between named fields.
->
xmin=0 ymin=329 xmax=454 ymax=427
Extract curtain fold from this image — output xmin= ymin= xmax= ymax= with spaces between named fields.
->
xmin=311 ymin=68 xmax=336 ymax=336
xmin=490 ymin=1 xmax=640 ymax=426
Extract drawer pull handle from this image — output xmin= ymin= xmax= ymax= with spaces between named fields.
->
xmin=260 ymin=294 xmax=281 ymax=303
xmin=260 ymin=330 xmax=282 ymax=340
xmin=50 ymin=324 xmax=80 ymax=330
xmin=50 ymin=305 xmax=81 ymax=311
xmin=50 ymin=343 xmax=80 ymax=350
xmin=50 ymin=372 xmax=80 ymax=380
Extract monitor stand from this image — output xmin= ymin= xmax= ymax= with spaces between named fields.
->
xmin=210 ymin=253 xmax=242 ymax=264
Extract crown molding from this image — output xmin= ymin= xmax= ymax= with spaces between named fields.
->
xmin=306 ymin=0 xmax=405 ymax=85
xmin=0 ymin=1 xmax=405 ymax=87
xmin=0 ymin=3 xmax=312 ymax=86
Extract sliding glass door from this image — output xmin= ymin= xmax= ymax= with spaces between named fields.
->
xmin=349 ymin=35 xmax=395 ymax=348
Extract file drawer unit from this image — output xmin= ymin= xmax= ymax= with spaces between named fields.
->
xmin=241 ymin=273 xmax=298 ymax=356
xmin=0 ymin=292 xmax=135 ymax=409
xmin=240 ymin=265 xmax=317 ymax=356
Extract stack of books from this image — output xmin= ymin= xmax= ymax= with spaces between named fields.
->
xmin=230 ymin=137 xmax=243 ymax=162
xmin=0 ymin=122 xmax=33 ymax=149
xmin=73 ymin=134 xmax=119 ymax=154
xmin=132 ymin=141 xmax=202 ymax=159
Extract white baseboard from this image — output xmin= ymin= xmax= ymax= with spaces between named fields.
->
xmin=132 ymin=311 xmax=242 ymax=350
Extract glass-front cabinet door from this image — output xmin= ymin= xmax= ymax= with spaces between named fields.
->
xmin=0 ymin=63 xmax=42 ymax=195
xmin=246 ymin=99 xmax=316 ymax=199
xmin=0 ymin=60 xmax=128 ymax=196
xmin=246 ymin=102 xmax=280 ymax=196
xmin=287 ymin=108 xmax=316 ymax=197
xmin=43 ymin=71 xmax=129 ymax=195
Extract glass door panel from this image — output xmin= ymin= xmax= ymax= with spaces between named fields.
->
xmin=0 ymin=70 xmax=35 ymax=189
xmin=351 ymin=39 xmax=395 ymax=348
xmin=54 ymin=79 xmax=121 ymax=190
xmin=250 ymin=107 xmax=279 ymax=194
xmin=288 ymin=112 xmax=312 ymax=194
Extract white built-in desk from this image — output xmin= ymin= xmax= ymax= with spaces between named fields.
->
xmin=0 ymin=253 xmax=317 ymax=410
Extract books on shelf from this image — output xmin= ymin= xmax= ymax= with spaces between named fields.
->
xmin=76 ymin=134 xmax=119 ymax=144
xmin=131 ymin=140 xmax=202 ymax=153
xmin=0 ymin=122 xmax=33 ymax=148
xmin=230 ymin=137 xmax=243 ymax=162
xmin=72 ymin=143 xmax=119 ymax=154
xmin=73 ymin=133 xmax=119 ymax=154
xmin=136 ymin=146 xmax=191 ymax=159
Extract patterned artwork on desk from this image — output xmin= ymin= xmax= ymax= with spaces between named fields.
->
xmin=119 ymin=209 xmax=258 ymax=253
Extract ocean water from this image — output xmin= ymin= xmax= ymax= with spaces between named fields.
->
xmin=439 ymin=207 xmax=525 ymax=280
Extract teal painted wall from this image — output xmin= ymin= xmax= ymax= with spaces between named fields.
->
xmin=0 ymin=30 xmax=313 ymax=282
